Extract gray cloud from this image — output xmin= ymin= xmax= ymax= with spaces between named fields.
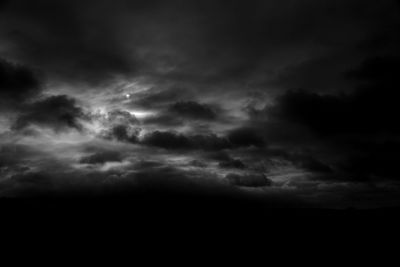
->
xmin=97 ymin=109 xmax=141 ymax=142
xmin=169 ymin=101 xmax=217 ymax=121
xmin=140 ymin=128 xmax=267 ymax=151
xmin=225 ymin=173 xmax=272 ymax=188
xmin=80 ymin=150 xmax=124 ymax=165
xmin=1 ymin=0 xmax=400 ymax=208
xmin=12 ymin=95 xmax=86 ymax=132
xmin=0 ymin=58 xmax=41 ymax=110
xmin=1 ymin=0 xmax=397 ymax=90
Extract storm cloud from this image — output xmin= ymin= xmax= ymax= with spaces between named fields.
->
xmin=169 ymin=101 xmax=217 ymax=121
xmin=1 ymin=0 xmax=400 ymax=208
xmin=12 ymin=95 xmax=86 ymax=132
xmin=0 ymin=58 xmax=41 ymax=110
xmin=0 ymin=0 xmax=396 ymax=89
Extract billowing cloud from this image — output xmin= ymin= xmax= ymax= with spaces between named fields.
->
xmin=1 ymin=0 xmax=400 ymax=208
xmin=12 ymin=95 xmax=86 ymax=132
xmin=96 ymin=109 xmax=141 ymax=142
xmin=140 ymin=129 xmax=267 ymax=151
xmin=243 ymin=55 xmax=400 ymax=182
xmin=141 ymin=131 xmax=231 ymax=151
xmin=274 ymin=57 xmax=400 ymax=136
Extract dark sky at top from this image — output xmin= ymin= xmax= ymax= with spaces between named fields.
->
xmin=1 ymin=0 xmax=400 ymax=208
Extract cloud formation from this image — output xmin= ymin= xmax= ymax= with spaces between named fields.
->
xmin=12 ymin=95 xmax=86 ymax=132
xmin=1 ymin=0 xmax=400 ymax=208
xmin=169 ymin=101 xmax=217 ymax=120
xmin=0 ymin=58 xmax=41 ymax=110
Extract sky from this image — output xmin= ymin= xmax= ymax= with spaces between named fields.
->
xmin=1 ymin=0 xmax=400 ymax=208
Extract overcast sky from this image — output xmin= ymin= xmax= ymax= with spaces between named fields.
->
xmin=1 ymin=0 xmax=400 ymax=208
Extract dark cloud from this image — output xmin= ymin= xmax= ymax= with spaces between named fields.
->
xmin=80 ymin=151 xmax=124 ymax=165
xmin=0 ymin=58 xmax=41 ymax=110
xmin=105 ymin=125 xmax=139 ymax=143
xmin=189 ymin=134 xmax=231 ymax=151
xmin=206 ymin=151 xmax=248 ymax=170
xmin=142 ymin=131 xmax=192 ymax=150
xmin=270 ymin=50 xmax=359 ymax=94
xmin=0 ymin=0 xmax=139 ymax=84
xmin=128 ymin=87 xmax=190 ymax=110
xmin=138 ymin=98 xmax=220 ymax=128
xmin=271 ymin=150 xmax=334 ymax=174
xmin=347 ymin=56 xmax=400 ymax=86
xmin=1 ymin=0 xmax=397 ymax=88
xmin=169 ymin=101 xmax=217 ymax=120
xmin=0 ymin=159 xmax=233 ymax=199
xmin=189 ymin=160 xmax=207 ymax=168
xmin=142 ymin=114 xmax=184 ymax=128
xmin=227 ymin=128 xmax=265 ymax=148
xmin=141 ymin=130 xmax=267 ymax=151
xmin=158 ymin=0 xmax=398 ymax=90
xmin=339 ymin=141 xmax=400 ymax=181
xmin=1 ymin=0 xmax=400 ymax=208
xmin=141 ymin=131 xmax=231 ymax=151
xmin=142 ymin=101 xmax=220 ymax=129
xmin=0 ymin=146 xmax=27 ymax=173
xmin=253 ymin=55 xmax=400 ymax=181
xmin=270 ymin=78 xmax=400 ymax=136
xmin=97 ymin=109 xmax=141 ymax=142
xmin=269 ymin=90 xmax=353 ymax=136
xmin=206 ymin=151 xmax=233 ymax=162
xmin=1 ymin=172 xmax=55 ymax=196
xmin=12 ymin=95 xmax=86 ymax=132
xmin=219 ymin=159 xmax=246 ymax=170
xmin=296 ymin=157 xmax=333 ymax=174
xmin=225 ymin=173 xmax=272 ymax=188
